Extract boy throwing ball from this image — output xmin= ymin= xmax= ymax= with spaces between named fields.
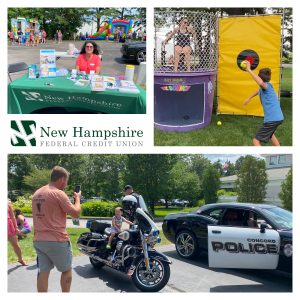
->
xmin=243 ymin=61 xmax=284 ymax=146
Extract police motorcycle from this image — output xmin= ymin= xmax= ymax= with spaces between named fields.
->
xmin=77 ymin=195 xmax=171 ymax=292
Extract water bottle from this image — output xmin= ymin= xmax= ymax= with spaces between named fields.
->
xmin=125 ymin=65 xmax=135 ymax=81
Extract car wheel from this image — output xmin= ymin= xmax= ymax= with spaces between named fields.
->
xmin=136 ymin=50 xmax=146 ymax=64
xmin=175 ymin=230 xmax=198 ymax=259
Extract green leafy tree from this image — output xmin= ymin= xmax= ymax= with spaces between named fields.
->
xmin=236 ymin=156 xmax=268 ymax=203
xmin=223 ymin=160 xmax=236 ymax=176
xmin=23 ymin=168 xmax=52 ymax=193
xmin=168 ymin=160 xmax=201 ymax=207
xmin=8 ymin=154 xmax=34 ymax=198
xmin=124 ymin=154 xmax=177 ymax=214
xmin=8 ymin=8 xmax=90 ymax=39
xmin=213 ymin=160 xmax=223 ymax=176
xmin=279 ymin=169 xmax=292 ymax=211
xmin=235 ymin=156 xmax=246 ymax=173
xmin=202 ymin=165 xmax=220 ymax=204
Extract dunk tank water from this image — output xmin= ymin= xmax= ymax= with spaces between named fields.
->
xmin=154 ymin=71 xmax=216 ymax=131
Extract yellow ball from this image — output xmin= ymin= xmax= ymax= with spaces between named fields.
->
xmin=217 ymin=121 xmax=222 ymax=126
xmin=240 ymin=60 xmax=247 ymax=69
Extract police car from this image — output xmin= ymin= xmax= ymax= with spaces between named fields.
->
xmin=162 ymin=203 xmax=292 ymax=273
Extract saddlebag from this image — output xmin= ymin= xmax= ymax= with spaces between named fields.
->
xmin=77 ymin=232 xmax=107 ymax=253
xmin=87 ymin=219 xmax=111 ymax=233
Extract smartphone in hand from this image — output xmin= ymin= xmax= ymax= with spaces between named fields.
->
xmin=72 ymin=184 xmax=81 ymax=226
xmin=74 ymin=184 xmax=81 ymax=193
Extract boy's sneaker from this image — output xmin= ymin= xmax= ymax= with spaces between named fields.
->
xmin=127 ymin=265 xmax=136 ymax=277
xmin=106 ymin=244 xmax=111 ymax=249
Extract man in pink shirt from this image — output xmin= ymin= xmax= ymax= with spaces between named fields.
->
xmin=32 ymin=166 xmax=81 ymax=292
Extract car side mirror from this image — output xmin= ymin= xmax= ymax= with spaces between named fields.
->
xmin=260 ymin=222 xmax=268 ymax=233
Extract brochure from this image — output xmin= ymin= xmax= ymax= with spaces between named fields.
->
xmin=102 ymin=76 xmax=119 ymax=90
xmin=28 ymin=64 xmax=37 ymax=79
xmin=91 ymin=76 xmax=105 ymax=91
xmin=119 ymin=80 xmax=140 ymax=94
xmin=40 ymin=49 xmax=56 ymax=78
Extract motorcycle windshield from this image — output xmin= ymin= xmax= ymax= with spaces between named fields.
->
xmin=135 ymin=208 xmax=159 ymax=234
xmin=138 ymin=195 xmax=149 ymax=213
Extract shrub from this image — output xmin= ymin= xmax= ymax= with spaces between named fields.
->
xmin=196 ymin=199 xmax=205 ymax=207
xmin=279 ymin=169 xmax=292 ymax=211
xmin=217 ymin=189 xmax=237 ymax=197
xmin=13 ymin=195 xmax=33 ymax=214
xmin=81 ymin=201 xmax=119 ymax=217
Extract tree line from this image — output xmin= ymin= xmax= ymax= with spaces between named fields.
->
xmin=8 ymin=8 xmax=146 ymax=40
xmin=155 ymin=7 xmax=292 ymax=60
xmin=8 ymin=154 xmax=292 ymax=212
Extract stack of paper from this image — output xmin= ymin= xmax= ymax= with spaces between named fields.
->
xmin=91 ymin=76 xmax=105 ymax=91
xmin=119 ymin=80 xmax=140 ymax=94
xmin=102 ymin=76 xmax=119 ymax=90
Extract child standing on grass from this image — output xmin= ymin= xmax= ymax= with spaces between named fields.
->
xmin=243 ymin=60 xmax=284 ymax=146
xmin=106 ymin=207 xmax=133 ymax=249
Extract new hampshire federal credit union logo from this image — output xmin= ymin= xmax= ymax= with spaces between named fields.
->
xmin=11 ymin=120 xmax=36 ymax=146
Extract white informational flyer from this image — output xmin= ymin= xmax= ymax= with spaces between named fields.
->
xmin=40 ymin=49 xmax=56 ymax=78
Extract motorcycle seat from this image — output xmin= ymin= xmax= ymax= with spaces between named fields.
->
xmin=104 ymin=227 xmax=112 ymax=235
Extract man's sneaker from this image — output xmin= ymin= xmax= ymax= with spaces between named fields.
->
xmin=106 ymin=244 xmax=111 ymax=249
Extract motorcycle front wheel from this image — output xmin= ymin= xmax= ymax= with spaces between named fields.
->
xmin=132 ymin=257 xmax=170 ymax=292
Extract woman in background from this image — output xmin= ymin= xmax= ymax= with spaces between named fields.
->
xmin=7 ymin=201 xmax=27 ymax=266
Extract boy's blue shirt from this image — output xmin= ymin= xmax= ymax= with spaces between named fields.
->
xmin=259 ymin=82 xmax=284 ymax=122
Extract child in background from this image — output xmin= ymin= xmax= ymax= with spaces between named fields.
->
xmin=14 ymin=209 xmax=32 ymax=239
xmin=29 ymin=31 xmax=34 ymax=47
xmin=106 ymin=207 xmax=133 ymax=249
xmin=243 ymin=60 xmax=284 ymax=146
xmin=9 ymin=31 xmax=15 ymax=45
xmin=25 ymin=29 xmax=29 ymax=46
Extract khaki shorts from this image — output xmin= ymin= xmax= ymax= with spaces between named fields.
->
xmin=34 ymin=241 xmax=72 ymax=273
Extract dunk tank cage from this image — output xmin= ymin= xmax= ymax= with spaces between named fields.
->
xmin=154 ymin=10 xmax=218 ymax=131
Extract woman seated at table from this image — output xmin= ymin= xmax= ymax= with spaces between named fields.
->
xmin=76 ymin=41 xmax=101 ymax=74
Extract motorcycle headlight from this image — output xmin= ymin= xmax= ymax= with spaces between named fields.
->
xmin=283 ymin=243 xmax=293 ymax=257
xmin=152 ymin=229 xmax=160 ymax=236
xmin=86 ymin=220 xmax=91 ymax=228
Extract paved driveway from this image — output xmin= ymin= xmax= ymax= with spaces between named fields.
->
xmin=8 ymin=40 xmax=141 ymax=81
xmin=8 ymin=244 xmax=292 ymax=292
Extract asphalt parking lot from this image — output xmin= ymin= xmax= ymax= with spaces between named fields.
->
xmin=7 ymin=40 xmax=142 ymax=81
xmin=8 ymin=244 xmax=292 ymax=292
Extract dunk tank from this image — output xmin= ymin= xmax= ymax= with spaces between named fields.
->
xmin=154 ymin=11 xmax=283 ymax=132
xmin=154 ymin=11 xmax=218 ymax=131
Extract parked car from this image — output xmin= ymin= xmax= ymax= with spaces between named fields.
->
xmin=173 ymin=199 xmax=189 ymax=207
xmin=162 ymin=203 xmax=292 ymax=273
xmin=121 ymin=41 xmax=146 ymax=64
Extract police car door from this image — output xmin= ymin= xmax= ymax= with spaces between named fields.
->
xmin=208 ymin=225 xmax=280 ymax=269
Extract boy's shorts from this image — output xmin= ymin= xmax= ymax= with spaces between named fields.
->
xmin=255 ymin=120 xmax=283 ymax=143
xmin=20 ymin=227 xmax=31 ymax=234
xmin=34 ymin=241 xmax=72 ymax=273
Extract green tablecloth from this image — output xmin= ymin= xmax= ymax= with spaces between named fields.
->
xmin=8 ymin=76 xmax=146 ymax=114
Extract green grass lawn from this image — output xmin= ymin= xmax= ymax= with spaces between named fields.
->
xmin=154 ymin=206 xmax=197 ymax=218
xmin=8 ymin=227 xmax=171 ymax=264
xmin=8 ymin=228 xmax=88 ymax=264
xmin=154 ymin=68 xmax=292 ymax=146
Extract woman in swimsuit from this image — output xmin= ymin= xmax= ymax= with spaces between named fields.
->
xmin=163 ymin=17 xmax=196 ymax=72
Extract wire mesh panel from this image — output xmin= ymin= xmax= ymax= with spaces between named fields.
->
xmin=154 ymin=10 xmax=218 ymax=73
